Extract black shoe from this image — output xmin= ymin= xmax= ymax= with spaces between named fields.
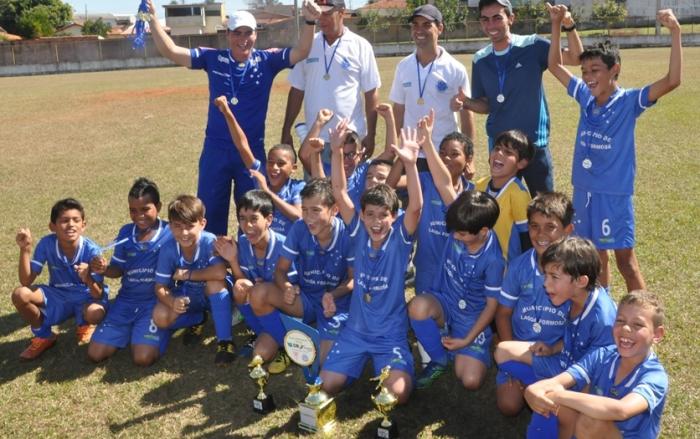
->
xmin=238 ymin=334 xmax=257 ymax=358
xmin=182 ymin=312 xmax=207 ymax=346
xmin=215 ymin=340 xmax=236 ymax=365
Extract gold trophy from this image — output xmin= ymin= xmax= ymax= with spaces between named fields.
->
xmin=371 ymin=366 xmax=399 ymax=438
xmin=298 ymin=376 xmax=336 ymax=434
xmin=248 ymin=355 xmax=275 ymax=414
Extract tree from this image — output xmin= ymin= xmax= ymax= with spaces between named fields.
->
xmin=0 ymin=0 xmax=72 ymax=38
xmin=82 ymin=17 xmax=111 ymax=37
xmin=433 ymin=0 xmax=468 ymax=33
xmin=592 ymin=0 xmax=628 ymax=35
xmin=360 ymin=10 xmax=389 ymax=43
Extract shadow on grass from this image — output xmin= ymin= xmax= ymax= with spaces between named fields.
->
xmin=0 ymin=311 xmax=26 ymax=337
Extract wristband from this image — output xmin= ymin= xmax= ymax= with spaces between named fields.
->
xmin=305 ymin=19 xmax=316 ymax=25
xmin=562 ymin=23 xmax=576 ymax=32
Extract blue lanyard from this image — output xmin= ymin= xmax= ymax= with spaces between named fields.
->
xmin=323 ymin=37 xmax=342 ymax=79
xmin=415 ymin=54 xmax=436 ymax=102
xmin=228 ymin=51 xmax=250 ymax=104
xmin=493 ymin=45 xmax=511 ymax=100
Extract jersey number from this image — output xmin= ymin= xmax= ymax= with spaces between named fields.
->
xmin=601 ymin=218 xmax=611 ymax=237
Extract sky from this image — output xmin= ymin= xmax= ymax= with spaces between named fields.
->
xmin=64 ymin=0 xmax=370 ymax=16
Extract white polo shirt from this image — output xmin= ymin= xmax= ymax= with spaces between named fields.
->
xmin=288 ymin=28 xmax=381 ymax=142
xmin=389 ymin=47 xmax=469 ymax=152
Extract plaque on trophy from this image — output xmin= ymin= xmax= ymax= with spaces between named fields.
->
xmin=281 ymin=314 xmax=321 ymax=383
xmin=248 ymin=355 xmax=275 ymax=414
xmin=371 ymin=366 xmax=399 ymax=439
xmin=298 ymin=376 xmax=336 ymax=433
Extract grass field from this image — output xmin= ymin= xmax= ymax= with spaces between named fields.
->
xmin=1 ymin=47 xmax=698 ymax=438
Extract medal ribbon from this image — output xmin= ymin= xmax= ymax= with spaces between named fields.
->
xmin=323 ymin=37 xmax=342 ymax=79
xmin=229 ymin=51 xmax=250 ymax=103
xmin=416 ymin=54 xmax=436 ymax=102
xmin=493 ymin=45 xmax=511 ymax=102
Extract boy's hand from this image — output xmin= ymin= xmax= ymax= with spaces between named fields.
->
xmin=234 ymin=278 xmax=254 ymax=302
xmin=214 ymin=236 xmax=237 ymax=263
xmin=463 ymin=159 xmax=476 ymax=181
xmin=16 ymin=228 xmax=33 ymax=250
xmin=74 ymin=262 xmax=91 ymax=284
xmin=376 ymin=103 xmax=394 ymax=120
xmin=90 ymin=256 xmax=108 ymax=274
xmin=301 ymin=0 xmax=321 ymax=22
xmin=450 ymin=86 xmax=467 ymax=111
xmin=658 ymin=9 xmax=680 ymax=31
xmin=249 ymin=169 xmax=269 ymax=192
xmin=329 ymin=118 xmax=350 ymax=153
xmin=146 ymin=0 xmax=156 ymax=16
xmin=529 ymin=341 xmax=554 ymax=356
xmin=441 ymin=335 xmax=469 ymax=351
xmin=416 ymin=109 xmax=435 ymax=149
xmin=214 ymin=95 xmax=231 ymax=114
xmin=524 ymin=381 xmax=562 ymax=416
xmin=172 ymin=296 xmax=190 ymax=314
xmin=172 ymin=268 xmax=190 ymax=281
xmin=546 ymin=3 xmax=567 ymax=25
xmin=322 ymin=292 xmax=336 ymax=318
xmin=308 ymin=137 xmax=325 ymax=155
xmin=391 ymin=127 xmax=421 ymax=165
xmin=316 ymin=108 xmax=334 ymax=125
xmin=283 ymin=282 xmax=300 ymax=305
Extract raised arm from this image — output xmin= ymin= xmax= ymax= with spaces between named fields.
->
xmin=393 ymin=128 xmax=423 ymax=235
xmin=299 ymin=108 xmax=333 ymax=174
xmin=418 ymin=110 xmax=457 ymax=205
xmin=16 ymin=228 xmax=36 ymax=287
xmin=560 ymin=8 xmax=583 ymax=65
xmin=648 ymin=9 xmax=682 ymax=102
xmin=213 ymin=95 xmax=256 ymax=168
xmin=306 ymin=138 xmax=327 ymax=178
xmin=289 ymin=0 xmax=321 ymax=65
xmin=146 ymin=0 xmax=192 ymax=67
xmin=281 ymin=87 xmax=305 ymax=147
xmin=546 ymin=3 xmax=575 ymax=88
xmin=330 ymin=119 xmax=356 ymax=224
xmin=362 ymin=88 xmax=379 ymax=158
xmin=375 ymin=103 xmax=397 ymax=162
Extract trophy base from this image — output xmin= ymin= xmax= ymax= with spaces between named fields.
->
xmin=253 ymin=395 xmax=275 ymax=414
xmin=376 ymin=418 xmax=398 ymax=439
xmin=298 ymin=398 xmax=336 ymax=434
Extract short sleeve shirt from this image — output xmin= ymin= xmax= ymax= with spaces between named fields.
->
xmin=155 ymin=231 xmax=224 ymax=295
xmin=238 ymin=229 xmax=297 ymax=283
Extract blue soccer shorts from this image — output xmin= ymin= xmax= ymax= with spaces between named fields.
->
xmin=435 ymin=292 xmax=493 ymax=367
xmin=573 ymin=189 xmax=635 ymax=250
xmin=91 ymin=299 xmax=166 ymax=348
xmin=300 ymin=292 xmax=350 ymax=341
xmin=532 ymin=353 xmax=567 ymax=380
xmin=322 ymin=328 xmax=414 ymax=379
xmin=169 ymin=285 xmax=208 ymax=330
xmin=39 ymin=285 xmax=108 ymax=327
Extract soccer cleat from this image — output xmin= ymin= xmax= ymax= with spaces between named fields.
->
xmin=214 ymin=340 xmax=236 ymax=365
xmin=76 ymin=324 xmax=96 ymax=345
xmin=19 ymin=334 xmax=57 ymax=360
xmin=238 ymin=334 xmax=257 ymax=358
xmin=268 ymin=350 xmax=291 ymax=374
xmin=182 ymin=312 xmax=207 ymax=346
xmin=415 ymin=361 xmax=447 ymax=389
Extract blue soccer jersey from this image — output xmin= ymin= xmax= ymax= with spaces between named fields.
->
xmin=434 ymin=230 xmax=504 ymax=324
xmin=472 ymin=34 xmax=551 ymax=148
xmin=250 ymin=159 xmax=306 ymax=236
xmin=346 ymin=214 xmax=414 ymax=339
xmin=190 ymin=47 xmax=292 ymax=152
xmin=499 ymin=249 xmax=569 ymax=345
xmin=568 ymin=77 xmax=655 ymax=196
xmin=30 ymin=234 xmax=104 ymax=299
xmin=280 ymin=217 xmax=353 ymax=300
xmin=154 ymin=231 xmax=224 ymax=295
xmin=567 ymin=346 xmax=668 ymax=439
xmin=414 ymin=171 xmax=475 ymax=293
xmin=109 ymin=219 xmax=171 ymax=303
xmin=238 ymin=229 xmax=297 ymax=283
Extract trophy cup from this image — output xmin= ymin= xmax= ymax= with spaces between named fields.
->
xmin=298 ymin=376 xmax=336 ymax=434
xmin=371 ymin=366 xmax=399 ymax=439
xmin=248 ymin=355 xmax=275 ymax=414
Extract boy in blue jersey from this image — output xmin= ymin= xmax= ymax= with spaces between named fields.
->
xmin=495 ymin=236 xmax=617 ymax=437
xmin=476 ymin=129 xmax=534 ymax=262
xmin=214 ymin=95 xmax=304 ymax=236
xmin=88 ymin=178 xmax=171 ymax=366
xmin=495 ymin=192 xmax=574 ymax=416
xmin=152 ymin=195 xmax=235 ymax=365
xmin=526 ymin=290 xmax=668 ymax=439
xmin=12 ymin=198 xmax=107 ymax=360
xmin=248 ymin=178 xmax=353 ymax=374
xmin=319 ymin=120 xmax=423 ymax=404
xmin=547 ymin=5 xmax=682 ymax=292
xmin=409 ymin=190 xmax=504 ymax=390
xmin=214 ymin=190 xmax=298 ymax=356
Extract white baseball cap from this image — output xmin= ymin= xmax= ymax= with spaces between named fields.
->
xmin=227 ymin=11 xmax=257 ymax=31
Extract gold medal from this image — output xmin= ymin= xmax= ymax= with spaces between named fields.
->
xmin=364 ymin=293 xmax=372 ymax=303
xmin=417 ymin=97 xmax=425 ymax=105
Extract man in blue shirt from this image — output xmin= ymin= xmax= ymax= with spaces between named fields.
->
xmin=146 ymin=0 xmax=321 ymax=235
xmin=453 ymin=0 xmax=582 ymax=196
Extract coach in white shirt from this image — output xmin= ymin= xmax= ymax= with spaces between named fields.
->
xmin=390 ymin=4 xmax=475 ymax=154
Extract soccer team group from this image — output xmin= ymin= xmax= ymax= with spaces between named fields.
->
xmin=11 ymin=0 xmax=684 ymax=436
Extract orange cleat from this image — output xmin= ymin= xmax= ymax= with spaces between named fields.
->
xmin=19 ymin=334 xmax=57 ymax=360
xmin=76 ymin=324 xmax=96 ymax=345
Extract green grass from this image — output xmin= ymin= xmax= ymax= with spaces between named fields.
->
xmin=0 ymin=47 xmax=698 ymax=437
